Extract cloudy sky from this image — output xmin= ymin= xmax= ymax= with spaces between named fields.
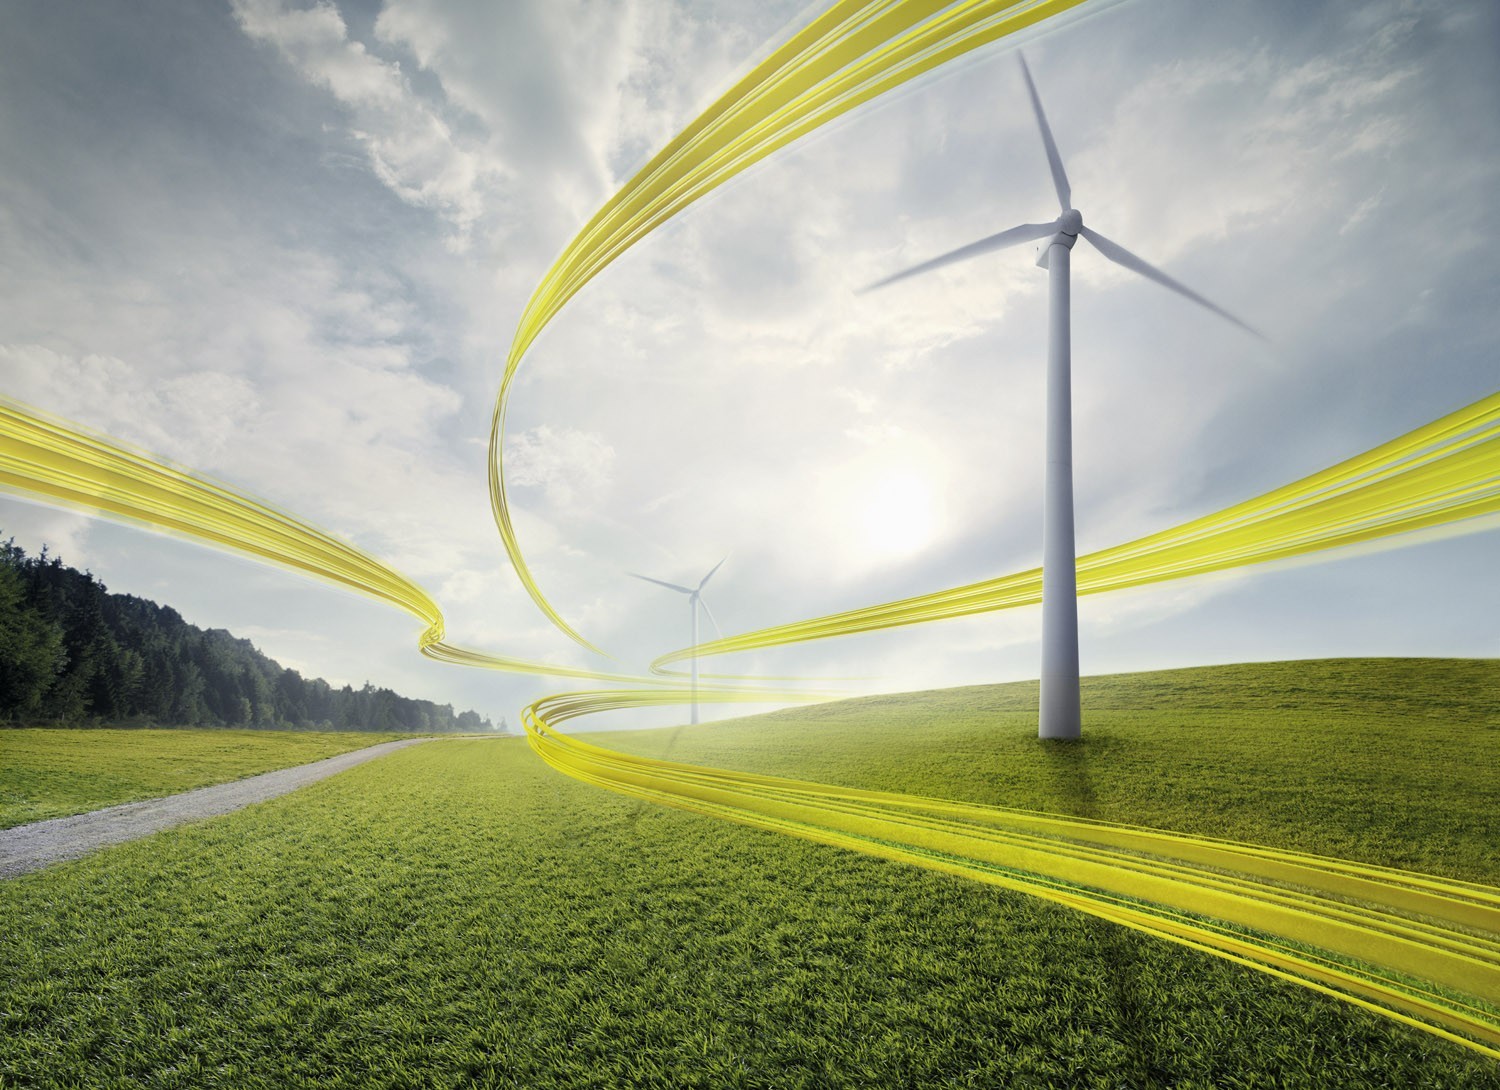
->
xmin=1 ymin=0 xmax=1496 ymax=729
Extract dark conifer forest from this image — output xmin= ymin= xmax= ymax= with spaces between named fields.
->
xmin=0 ymin=538 xmax=493 ymax=732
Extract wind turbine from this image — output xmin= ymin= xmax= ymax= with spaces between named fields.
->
xmin=866 ymin=55 xmax=1262 ymax=740
xmin=629 ymin=558 xmax=726 ymax=725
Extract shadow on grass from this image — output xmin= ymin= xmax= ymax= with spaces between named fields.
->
xmin=620 ymin=717 xmax=696 ymax=834
xmin=1039 ymin=737 xmax=1097 ymax=819
xmin=1040 ymin=737 xmax=1163 ymax=1087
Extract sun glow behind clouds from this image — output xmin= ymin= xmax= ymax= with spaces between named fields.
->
xmin=836 ymin=438 xmax=947 ymax=567
xmin=858 ymin=468 xmax=939 ymax=559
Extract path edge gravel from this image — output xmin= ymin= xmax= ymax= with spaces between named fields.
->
xmin=0 ymin=737 xmax=437 ymax=879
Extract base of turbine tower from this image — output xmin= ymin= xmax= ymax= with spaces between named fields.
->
xmin=1038 ymin=673 xmax=1082 ymax=740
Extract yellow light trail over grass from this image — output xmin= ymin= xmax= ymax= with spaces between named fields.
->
xmin=4 ymin=393 xmax=1499 ymax=1054
xmin=523 ymin=687 xmax=1500 ymax=1059
xmin=655 ymin=390 xmax=1500 ymax=670
xmin=489 ymin=0 xmax=1096 ymax=652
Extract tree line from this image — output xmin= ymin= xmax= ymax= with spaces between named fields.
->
xmin=0 ymin=538 xmax=495 ymax=732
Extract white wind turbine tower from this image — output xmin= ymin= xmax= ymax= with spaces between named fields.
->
xmin=630 ymin=558 xmax=726 ymax=725
xmin=866 ymin=55 xmax=1262 ymax=740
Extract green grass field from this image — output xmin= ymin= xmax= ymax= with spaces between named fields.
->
xmin=1 ymin=659 xmax=1496 ymax=1088
xmin=0 ymin=729 xmax=410 ymax=829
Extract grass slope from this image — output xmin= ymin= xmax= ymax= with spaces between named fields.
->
xmin=0 ymin=659 xmax=1495 ymax=1088
xmin=604 ymin=657 xmax=1500 ymax=885
xmin=0 ymin=729 xmax=411 ymax=829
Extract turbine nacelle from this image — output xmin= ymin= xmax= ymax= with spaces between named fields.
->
xmin=1037 ymin=208 xmax=1082 ymax=269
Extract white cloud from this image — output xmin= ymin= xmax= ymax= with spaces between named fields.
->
xmin=0 ymin=344 xmax=261 ymax=466
xmin=0 ymin=501 xmax=95 ymax=570
xmin=231 ymin=0 xmax=504 ymax=237
xmin=504 ymin=425 xmax=616 ymax=510
xmin=1068 ymin=35 xmax=1420 ymax=271
xmin=372 ymin=0 xmax=805 ymax=222
xmin=1339 ymin=190 xmax=1384 ymax=235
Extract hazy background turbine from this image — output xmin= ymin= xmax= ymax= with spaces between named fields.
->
xmin=630 ymin=558 xmax=726 ymax=724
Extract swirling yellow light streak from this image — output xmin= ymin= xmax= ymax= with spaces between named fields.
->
xmin=0 ymin=399 xmax=686 ymax=687
xmin=523 ymin=688 xmax=1500 ymax=1058
xmin=490 ymin=0 xmax=1097 ymax=650
xmin=654 ymin=391 xmax=1500 ymax=669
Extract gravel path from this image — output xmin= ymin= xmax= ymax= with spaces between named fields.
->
xmin=0 ymin=738 xmax=434 ymax=879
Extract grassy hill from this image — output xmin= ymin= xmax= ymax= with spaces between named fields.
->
xmin=0 ymin=658 xmax=1495 ymax=1088
xmin=603 ymin=657 xmax=1500 ymax=884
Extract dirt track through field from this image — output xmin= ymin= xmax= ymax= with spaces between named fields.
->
xmin=0 ymin=738 xmax=434 ymax=879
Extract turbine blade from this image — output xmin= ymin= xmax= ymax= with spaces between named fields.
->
xmin=697 ymin=555 xmax=727 ymax=592
xmin=628 ymin=572 xmax=693 ymax=594
xmin=1019 ymin=54 xmax=1071 ymax=212
xmin=862 ymin=221 xmax=1060 ymax=292
xmin=697 ymin=596 xmax=725 ymax=641
xmin=1078 ymin=226 xmax=1267 ymax=341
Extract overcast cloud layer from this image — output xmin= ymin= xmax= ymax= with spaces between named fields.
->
xmin=1 ymin=0 xmax=1495 ymax=728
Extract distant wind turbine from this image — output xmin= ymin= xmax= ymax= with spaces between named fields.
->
xmin=865 ymin=54 xmax=1263 ymax=740
xmin=630 ymin=558 xmax=726 ymax=725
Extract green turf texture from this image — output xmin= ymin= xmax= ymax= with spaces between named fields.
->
xmin=0 ymin=729 xmax=409 ymax=830
xmin=1 ymin=658 xmax=1496 ymax=1088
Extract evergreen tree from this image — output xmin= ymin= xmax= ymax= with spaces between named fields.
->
xmin=0 ymin=537 xmax=492 ymax=732
xmin=0 ymin=548 xmax=66 ymax=714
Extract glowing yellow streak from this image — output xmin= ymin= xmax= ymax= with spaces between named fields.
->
xmin=490 ymin=0 xmax=1096 ymax=650
xmin=655 ymin=391 xmax=1500 ymax=668
xmin=522 ymin=688 xmax=1500 ymax=1058
xmin=0 ymin=398 xmax=698 ymax=687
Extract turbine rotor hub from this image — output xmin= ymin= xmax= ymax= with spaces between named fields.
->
xmin=1037 ymin=210 xmax=1082 ymax=268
